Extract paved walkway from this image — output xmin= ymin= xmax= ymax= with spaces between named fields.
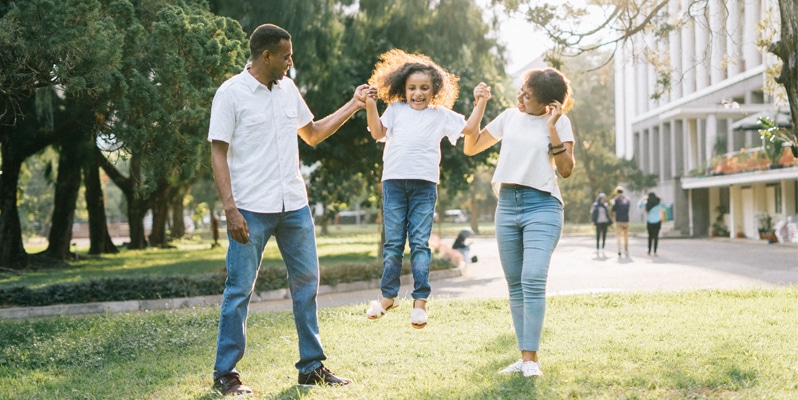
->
xmin=2 ymin=234 xmax=795 ymax=318
xmin=249 ymin=234 xmax=798 ymax=313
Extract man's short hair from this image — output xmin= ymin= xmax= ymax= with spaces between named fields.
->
xmin=250 ymin=24 xmax=291 ymax=60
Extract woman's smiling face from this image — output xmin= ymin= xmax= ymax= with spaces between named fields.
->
xmin=405 ymin=72 xmax=434 ymax=110
xmin=517 ymin=86 xmax=547 ymax=116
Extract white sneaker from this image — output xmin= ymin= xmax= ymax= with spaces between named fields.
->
xmin=498 ymin=359 xmax=523 ymax=374
xmin=521 ymin=361 xmax=543 ymax=377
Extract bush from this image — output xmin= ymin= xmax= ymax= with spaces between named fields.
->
xmin=0 ymin=259 xmax=455 ymax=308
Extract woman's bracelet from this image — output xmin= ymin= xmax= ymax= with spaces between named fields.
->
xmin=552 ymin=148 xmax=567 ymax=156
xmin=548 ymin=143 xmax=564 ymax=152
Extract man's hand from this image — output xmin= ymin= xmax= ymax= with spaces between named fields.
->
xmin=225 ymin=208 xmax=249 ymax=244
xmin=353 ymin=84 xmax=373 ymax=108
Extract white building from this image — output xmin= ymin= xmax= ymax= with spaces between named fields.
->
xmin=615 ymin=0 xmax=798 ymax=241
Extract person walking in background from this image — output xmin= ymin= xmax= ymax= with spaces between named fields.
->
xmin=611 ymin=186 xmax=631 ymax=257
xmin=638 ymin=192 xmax=666 ymax=256
xmin=590 ymin=193 xmax=612 ymax=256
xmin=208 ymin=23 xmax=370 ymax=395
xmin=363 ymin=49 xmax=487 ymax=329
xmin=464 ymin=68 xmax=575 ymax=378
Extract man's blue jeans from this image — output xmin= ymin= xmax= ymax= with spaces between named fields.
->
xmin=213 ymin=206 xmax=325 ymax=379
xmin=381 ymin=179 xmax=437 ymax=300
xmin=495 ymin=185 xmax=563 ymax=352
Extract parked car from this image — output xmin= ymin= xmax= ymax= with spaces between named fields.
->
xmin=443 ymin=209 xmax=468 ymax=223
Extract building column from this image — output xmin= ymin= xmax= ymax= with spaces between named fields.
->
xmin=708 ymin=0 xmax=727 ymax=84
xmin=706 ymin=114 xmax=718 ymax=165
xmin=659 ymin=121 xmax=673 ymax=181
xmin=742 ymin=0 xmax=762 ymax=71
xmin=726 ymin=0 xmax=742 ymax=76
xmin=669 ymin=0 xmax=683 ymax=99
xmin=680 ymin=0 xmax=696 ymax=95
xmin=694 ymin=2 xmax=710 ymax=90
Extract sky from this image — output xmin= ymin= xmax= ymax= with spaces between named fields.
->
xmin=494 ymin=11 xmax=551 ymax=73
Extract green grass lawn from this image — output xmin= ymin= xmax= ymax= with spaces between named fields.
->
xmin=1 ymin=288 xmax=796 ymax=399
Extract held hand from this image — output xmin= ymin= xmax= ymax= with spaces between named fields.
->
xmin=473 ymin=82 xmax=492 ymax=102
xmin=353 ymin=84 xmax=372 ymax=108
xmin=225 ymin=208 xmax=249 ymax=244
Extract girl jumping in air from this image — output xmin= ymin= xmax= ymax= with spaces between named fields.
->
xmin=465 ymin=68 xmax=576 ymax=377
xmin=364 ymin=48 xmax=486 ymax=329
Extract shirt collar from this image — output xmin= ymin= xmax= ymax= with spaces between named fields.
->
xmin=242 ymin=63 xmax=281 ymax=92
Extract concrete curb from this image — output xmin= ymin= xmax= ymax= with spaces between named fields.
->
xmin=0 ymin=267 xmax=463 ymax=320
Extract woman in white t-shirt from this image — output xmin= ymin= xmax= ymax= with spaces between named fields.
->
xmin=363 ymin=49 xmax=486 ymax=329
xmin=464 ymin=68 xmax=576 ymax=378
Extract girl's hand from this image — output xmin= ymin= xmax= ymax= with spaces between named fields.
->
xmin=366 ymin=85 xmax=378 ymax=99
xmin=473 ymin=82 xmax=491 ymax=102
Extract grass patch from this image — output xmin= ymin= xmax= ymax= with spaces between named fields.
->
xmin=1 ymin=288 xmax=797 ymax=399
xmin=5 ymin=234 xmax=384 ymax=290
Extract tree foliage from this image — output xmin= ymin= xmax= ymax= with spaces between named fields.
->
xmin=212 ymin=0 xmax=511 ymax=231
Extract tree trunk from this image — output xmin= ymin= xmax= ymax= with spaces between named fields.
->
xmin=170 ymin=187 xmax=186 ymax=240
xmin=99 ymin=152 xmax=149 ymax=249
xmin=0 ymin=94 xmax=74 ymax=269
xmin=148 ymin=178 xmax=170 ymax=247
xmin=0 ymin=140 xmax=29 ymax=269
xmin=467 ymin=194 xmax=481 ymax=235
xmin=772 ymin=0 xmax=798 ymax=155
xmin=319 ymin=202 xmax=330 ymax=236
xmin=126 ymin=195 xmax=149 ymax=249
xmin=84 ymin=146 xmax=118 ymax=255
xmin=42 ymin=137 xmax=82 ymax=260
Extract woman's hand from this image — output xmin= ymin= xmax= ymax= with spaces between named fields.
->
xmin=546 ymin=100 xmax=563 ymax=126
xmin=473 ymin=82 xmax=492 ymax=103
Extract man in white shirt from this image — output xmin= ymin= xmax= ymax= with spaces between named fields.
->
xmin=208 ymin=23 xmax=370 ymax=395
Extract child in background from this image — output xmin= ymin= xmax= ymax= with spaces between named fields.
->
xmin=364 ymin=49 xmax=487 ymax=329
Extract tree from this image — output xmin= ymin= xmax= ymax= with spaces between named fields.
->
xmin=0 ymin=0 xmax=122 ymax=268
xmin=98 ymin=0 xmax=248 ymax=248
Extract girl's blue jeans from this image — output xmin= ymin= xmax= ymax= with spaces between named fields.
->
xmin=380 ymin=179 xmax=437 ymax=300
xmin=495 ymin=185 xmax=563 ymax=352
xmin=213 ymin=206 xmax=326 ymax=379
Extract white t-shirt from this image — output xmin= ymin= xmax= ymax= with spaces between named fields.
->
xmin=208 ymin=71 xmax=314 ymax=213
xmin=379 ymin=102 xmax=466 ymax=183
xmin=485 ymin=108 xmax=575 ymax=205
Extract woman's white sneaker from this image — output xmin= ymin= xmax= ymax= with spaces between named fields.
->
xmin=521 ymin=361 xmax=543 ymax=377
xmin=498 ymin=360 xmax=523 ymax=374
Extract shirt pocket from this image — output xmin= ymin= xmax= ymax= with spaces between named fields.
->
xmin=283 ymin=104 xmax=298 ymax=129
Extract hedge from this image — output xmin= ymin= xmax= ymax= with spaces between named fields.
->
xmin=0 ymin=259 xmax=454 ymax=308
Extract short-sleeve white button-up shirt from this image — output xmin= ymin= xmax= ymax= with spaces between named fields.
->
xmin=208 ymin=70 xmax=314 ymax=213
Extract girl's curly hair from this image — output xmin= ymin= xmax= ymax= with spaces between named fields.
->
xmin=523 ymin=68 xmax=575 ymax=113
xmin=368 ymin=49 xmax=459 ymax=109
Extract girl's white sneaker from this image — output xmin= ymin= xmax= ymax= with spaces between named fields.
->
xmin=521 ymin=360 xmax=543 ymax=377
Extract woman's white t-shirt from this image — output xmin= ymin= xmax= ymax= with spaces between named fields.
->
xmin=379 ymin=102 xmax=466 ymax=183
xmin=485 ymin=108 xmax=575 ymax=205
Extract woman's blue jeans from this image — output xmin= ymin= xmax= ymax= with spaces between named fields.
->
xmin=213 ymin=206 xmax=325 ymax=379
xmin=380 ymin=179 xmax=437 ymax=300
xmin=495 ymin=185 xmax=563 ymax=352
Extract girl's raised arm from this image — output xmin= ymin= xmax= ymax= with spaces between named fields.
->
xmin=365 ymin=87 xmax=387 ymax=141
xmin=464 ymin=82 xmax=498 ymax=156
